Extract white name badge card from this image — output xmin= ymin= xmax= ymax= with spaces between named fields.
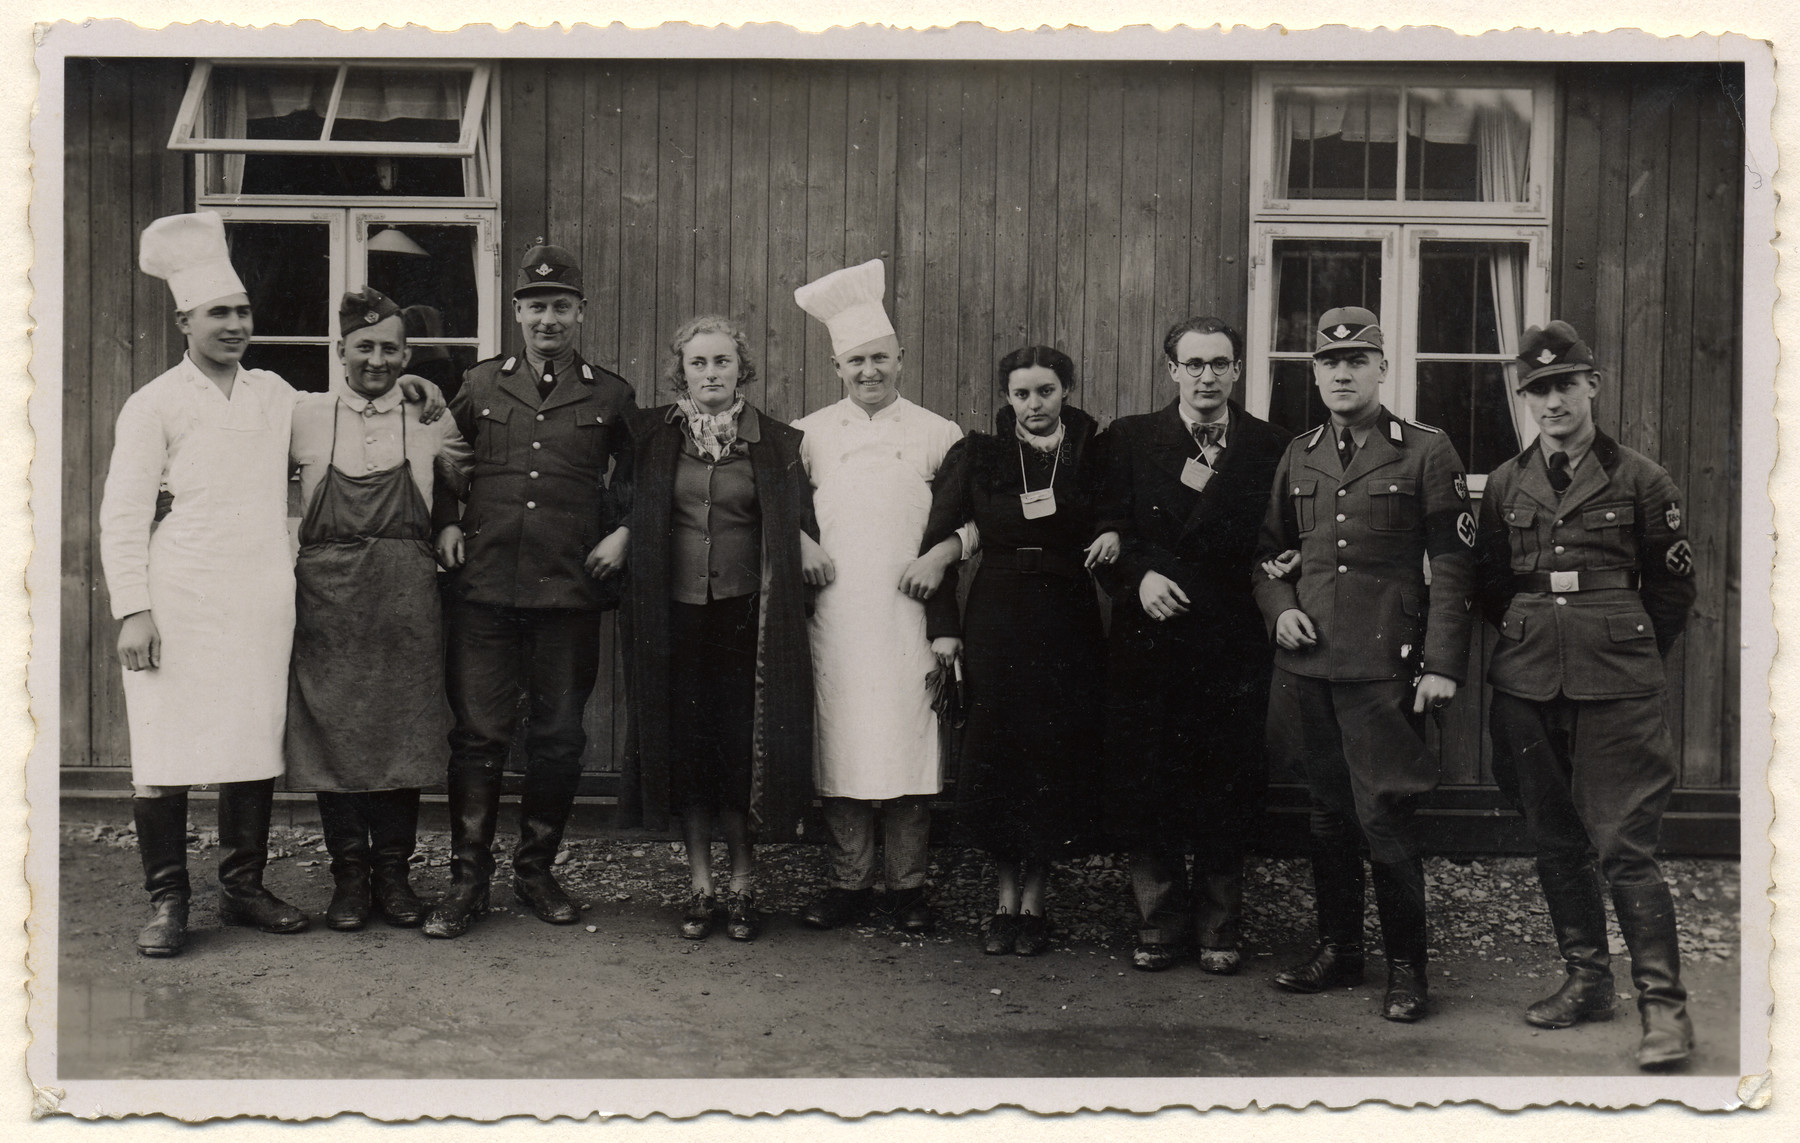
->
xmin=1180 ymin=457 xmax=1213 ymax=492
xmin=1019 ymin=488 xmax=1057 ymax=519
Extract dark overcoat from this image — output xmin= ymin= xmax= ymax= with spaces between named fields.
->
xmin=611 ymin=403 xmax=819 ymax=838
xmin=443 ymin=351 xmax=637 ymax=611
xmin=1093 ymin=400 xmax=1290 ymax=848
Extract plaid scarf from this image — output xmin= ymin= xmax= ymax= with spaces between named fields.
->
xmin=676 ymin=394 xmax=747 ymax=461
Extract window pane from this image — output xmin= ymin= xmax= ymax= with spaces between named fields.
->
xmin=1273 ymin=86 xmax=1400 ymax=201
xmin=1404 ymin=88 xmax=1533 ymax=203
xmin=1416 ymin=360 xmax=1521 ymax=473
xmin=330 ymin=68 xmax=467 ymax=144
xmin=240 ymin=343 xmax=330 ymax=394
xmin=223 ymin=222 xmax=330 ymax=338
xmin=234 ymin=154 xmax=465 ymax=197
xmin=362 ymin=223 xmax=481 ymax=339
xmin=1268 ymin=359 xmax=1328 ymax=437
xmin=405 ymin=344 xmax=479 ymax=405
xmin=1271 ymin=239 xmax=1385 ymax=353
xmin=1415 ymin=239 xmax=1529 ymax=356
xmin=202 ymin=66 xmax=336 ymax=142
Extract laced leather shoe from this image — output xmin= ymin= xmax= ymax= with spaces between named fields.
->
xmin=1273 ymin=942 xmax=1365 ymax=993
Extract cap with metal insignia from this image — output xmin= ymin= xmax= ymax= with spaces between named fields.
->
xmin=338 ymin=286 xmax=403 ymax=337
xmin=514 ymin=243 xmax=585 ymax=300
xmin=1313 ymin=306 xmax=1384 ymax=355
xmin=1515 ymin=320 xmax=1595 ymax=385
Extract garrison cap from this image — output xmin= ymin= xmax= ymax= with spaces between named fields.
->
xmin=1516 ymin=321 xmax=1596 ymax=386
xmin=339 ymin=287 xmax=402 ymax=338
xmin=514 ymin=244 xmax=584 ymax=299
xmin=1314 ymin=306 xmax=1385 ymax=355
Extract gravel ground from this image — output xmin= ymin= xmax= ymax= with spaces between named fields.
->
xmin=69 ymin=819 xmax=1742 ymax=966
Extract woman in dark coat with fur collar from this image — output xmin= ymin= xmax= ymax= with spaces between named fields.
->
xmin=611 ymin=315 xmax=825 ymax=942
xmin=921 ymin=345 xmax=1122 ymax=956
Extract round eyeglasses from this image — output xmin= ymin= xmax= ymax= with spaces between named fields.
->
xmin=1177 ymin=357 xmax=1237 ymax=378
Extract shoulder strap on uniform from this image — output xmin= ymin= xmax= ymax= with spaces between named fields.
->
xmin=1305 ymin=425 xmax=1326 ymax=450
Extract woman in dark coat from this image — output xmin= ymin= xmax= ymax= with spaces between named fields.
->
xmin=613 ymin=315 xmax=826 ymax=941
xmin=921 ymin=345 xmax=1121 ymax=956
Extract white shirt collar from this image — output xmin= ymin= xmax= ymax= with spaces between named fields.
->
xmin=333 ymin=378 xmax=406 ymax=415
xmin=841 ymin=394 xmax=909 ymax=422
xmin=180 ymin=352 xmax=248 ymax=394
xmin=1176 ymin=401 xmax=1230 ymax=444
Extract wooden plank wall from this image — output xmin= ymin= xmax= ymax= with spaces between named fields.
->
xmin=496 ymin=59 xmax=1255 ymax=779
xmin=61 ymin=58 xmax=192 ymax=769
xmin=59 ymin=58 xmax=1742 ymax=810
xmin=1553 ymin=64 xmax=1744 ymax=790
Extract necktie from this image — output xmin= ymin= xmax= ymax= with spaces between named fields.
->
xmin=1547 ymin=451 xmax=1572 ymax=493
xmin=1337 ymin=426 xmax=1357 ymax=471
xmin=537 ymin=370 xmax=557 ymax=404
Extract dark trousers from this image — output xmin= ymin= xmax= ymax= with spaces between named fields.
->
xmin=668 ymin=593 xmax=759 ymax=815
xmin=1267 ymin=669 xmax=1438 ymax=863
xmin=445 ymin=600 xmax=601 ymax=843
xmin=1489 ymin=691 xmax=1677 ymax=888
xmin=1130 ymin=846 xmax=1243 ymax=949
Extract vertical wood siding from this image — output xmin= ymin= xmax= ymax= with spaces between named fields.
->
xmin=58 ymin=58 xmax=1742 ymax=808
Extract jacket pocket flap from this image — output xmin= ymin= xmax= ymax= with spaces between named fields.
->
xmin=1368 ymin=477 xmax=1419 ymax=497
xmin=477 ymin=405 xmax=512 ymax=425
xmin=1502 ymin=504 xmax=1537 ymax=528
xmin=1583 ymin=504 xmax=1636 ymax=529
xmin=1605 ymin=612 xmax=1655 ymax=642
xmin=1289 ymin=479 xmax=1317 ymax=497
xmin=1498 ymin=613 xmax=1525 ymax=640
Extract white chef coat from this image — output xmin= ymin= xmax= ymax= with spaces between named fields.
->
xmin=98 ymin=355 xmax=299 ymax=786
xmin=794 ymin=396 xmax=963 ymax=799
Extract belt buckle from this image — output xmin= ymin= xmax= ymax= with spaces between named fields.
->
xmin=1016 ymin=547 xmax=1043 ymax=573
xmin=1549 ymin=570 xmax=1581 ymax=593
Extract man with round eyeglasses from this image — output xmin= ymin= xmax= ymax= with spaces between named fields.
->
xmin=1095 ymin=316 xmax=1291 ymax=976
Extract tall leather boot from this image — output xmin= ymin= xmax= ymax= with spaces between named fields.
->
xmin=367 ymin=787 xmax=428 ymax=927
xmin=133 ymin=792 xmax=191 ymax=957
xmin=216 ymin=779 xmax=308 ymax=933
xmin=1372 ymin=855 xmax=1429 ymax=1022
xmin=511 ymin=763 xmax=582 ymax=924
xmin=315 ymin=791 xmax=372 ymax=931
xmin=1612 ymin=880 xmax=1694 ymax=1068
xmin=1525 ymin=857 xmax=1615 ymax=1028
xmin=422 ymin=765 xmax=500 ymax=939
xmin=1274 ymin=839 xmax=1367 ymax=993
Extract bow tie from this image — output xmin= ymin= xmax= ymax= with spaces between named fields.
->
xmin=1192 ymin=422 xmax=1224 ymax=449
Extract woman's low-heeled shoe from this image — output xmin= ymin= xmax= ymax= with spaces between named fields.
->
xmin=983 ymin=912 xmax=1019 ymax=956
xmin=1014 ymin=913 xmax=1051 ymax=957
xmin=680 ymin=891 xmax=718 ymax=940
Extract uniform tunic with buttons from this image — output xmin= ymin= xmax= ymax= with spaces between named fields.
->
xmin=1251 ymin=407 xmax=1477 ymax=862
xmin=1474 ymin=431 xmax=1697 ymax=885
xmin=442 ymin=352 xmax=636 ymax=611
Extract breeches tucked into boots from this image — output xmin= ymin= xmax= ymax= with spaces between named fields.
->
xmin=1489 ymin=691 xmax=1677 ymax=888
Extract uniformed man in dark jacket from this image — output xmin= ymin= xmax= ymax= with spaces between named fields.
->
xmin=424 ymin=244 xmax=637 ymax=939
xmin=1252 ymin=306 xmax=1475 ymax=1022
xmin=1475 ymin=321 xmax=1698 ymax=1069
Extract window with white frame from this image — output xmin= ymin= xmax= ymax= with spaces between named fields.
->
xmin=174 ymin=59 xmax=502 ymax=390
xmin=1246 ymin=68 xmax=1555 ymax=480
xmin=209 ymin=207 xmax=498 ymax=393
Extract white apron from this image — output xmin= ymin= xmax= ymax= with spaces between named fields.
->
xmin=799 ymin=398 xmax=959 ymax=799
xmin=113 ymin=367 xmax=296 ymax=785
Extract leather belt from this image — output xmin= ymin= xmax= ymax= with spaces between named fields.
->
xmin=982 ymin=546 xmax=1086 ymax=578
xmin=1513 ymin=569 xmax=1639 ymax=593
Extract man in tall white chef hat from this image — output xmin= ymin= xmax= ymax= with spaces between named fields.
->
xmin=791 ymin=259 xmax=972 ymax=935
xmin=100 ymin=211 xmax=315 ymax=956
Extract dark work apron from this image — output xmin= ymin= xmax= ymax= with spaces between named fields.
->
xmin=284 ymin=403 xmax=451 ymax=792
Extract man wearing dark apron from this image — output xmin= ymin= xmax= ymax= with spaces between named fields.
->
xmin=285 ymin=288 xmax=472 ymax=930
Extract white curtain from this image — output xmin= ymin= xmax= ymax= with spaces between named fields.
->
xmin=222 ymin=68 xmax=464 ymax=125
xmin=1486 ymin=244 xmax=1534 ymax=447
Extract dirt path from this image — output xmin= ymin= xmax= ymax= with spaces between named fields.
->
xmin=51 ymin=817 xmax=1742 ymax=1080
